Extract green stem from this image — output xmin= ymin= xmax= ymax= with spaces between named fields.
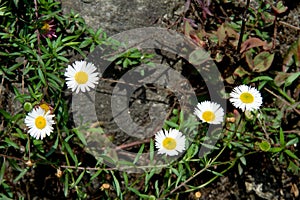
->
xmin=167 ymin=144 xmax=227 ymax=196
xmin=276 ymin=87 xmax=295 ymax=104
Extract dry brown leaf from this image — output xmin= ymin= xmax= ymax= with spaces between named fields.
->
xmin=240 ymin=37 xmax=267 ymax=53
xmin=291 ymin=183 xmax=299 ymax=198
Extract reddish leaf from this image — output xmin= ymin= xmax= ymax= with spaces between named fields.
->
xmin=261 ymin=11 xmax=275 ymax=24
xmin=240 ymin=37 xmax=267 ymax=53
xmin=217 ymin=23 xmax=239 ymax=46
xmin=184 ymin=19 xmax=193 ymax=37
xmin=272 ymin=1 xmax=288 ymax=15
xmin=252 ymin=51 xmax=274 ymax=72
xmin=233 ymin=66 xmax=250 ymax=77
xmin=225 ymin=75 xmax=235 ymax=84
xmin=274 ymin=72 xmax=290 ymax=87
xmin=245 ymin=50 xmax=254 ymax=69
xmin=215 ymin=51 xmax=224 ymax=62
xmin=283 ymin=38 xmax=300 ymax=72
xmin=217 ymin=24 xmax=226 ymax=46
xmin=189 ymin=48 xmax=210 ymax=65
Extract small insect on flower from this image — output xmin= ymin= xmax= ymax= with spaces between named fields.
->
xmin=55 ymin=168 xmax=63 ymax=178
xmin=229 ymin=85 xmax=262 ymax=112
xmin=194 ymin=101 xmax=224 ymax=124
xmin=100 ymin=183 xmax=110 ymax=191
xmin=40 ymin=19 xmax=57 ymax=39
xmin=38 ymin=101 xmax=53 ymax=114
xmin=64 ymin=60 xmax=99 ymax=93
xmin=155 ymin=129 xmax=186 ymax=156
xmin=24 ymin=107 xmax=55 ymax=140
xmin=25 ymin=160 xmax=34 ymax=167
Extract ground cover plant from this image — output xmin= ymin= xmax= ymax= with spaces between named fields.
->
xmin=0 ymin=0 xmax=299 ymax=199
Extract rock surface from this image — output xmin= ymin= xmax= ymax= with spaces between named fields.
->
xmin=61 ymin=0 xmax=183 ymax=35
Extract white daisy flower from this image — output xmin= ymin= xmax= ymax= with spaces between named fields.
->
xmin=229 ymin=85 xmax=262 ymax=111
xmin=24 ymin=107 xmax=55 ymax=140
xmin=155 ymin=129 xmax=186 ymax=156
xmin=64 ymin=60 xmax=99 ymax=93
xmin=194 ymin=101 xmax=225 ymax=124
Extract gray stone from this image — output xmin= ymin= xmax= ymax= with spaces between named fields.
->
xmin=61 ymin=0 xmax=183 ymax=35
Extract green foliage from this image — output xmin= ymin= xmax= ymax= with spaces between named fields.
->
xmin=111 ymin=47 xmax=154 ymax=69
xmin=0 ymin=0 xmax=299 ymax=199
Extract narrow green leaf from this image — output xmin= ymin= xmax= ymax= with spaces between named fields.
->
xmin=79 ymin=39 xmax=92 ymax=49
xmin=279 ymin=128 xmax=285 ymax=146
xmin=74 ymin=170 xmax=85 ymax=187
xmin=61 ymin=35 xmax=78 ymax=42
xmin=284 ymin=71 xmax=300 ymax=88
xmin=13 ymin=168 xmax=28 ymax=183
xmin=73 ymin=129 xmax=87 ymax=146
xmin=238 ymin=163 xmax=243 ymax=175
xmin=251 ymin=76 xmax=273 ymax=82
xmin=7 ymin=62 xmax=22 ymax=74
xmin=63 ymin=141 xmax=78 ymax=166
xmin=284 ymin=149 xmax=299 ymax=160
xmin=64 ymin=41 xmax=80 ymax=46
xmin=269 ymin=147 xmax=283 ymax=153
xmin=111 ymin=172 xmax=121 ymax=198
xmin=123 ymin=171 xmax=128 ymax=187
xmin=133 ymin=143 xmax=144 ymax=164
xmin=164 ymin=120 xmax=179 ymax=129
xmin=145 ymin=168 xmax=156 ymax=188
xmin=70 ymin=46 xmax=86 ymax=57
xmin=0 ymin=158 xmax=6 ymax=184
xmin=90 ymin=170 xmax=102 ymax=180
xmin=4 ymin=138 xmax=19 ymax=149
xmin=0 ymin=109 xmax=11 ymax=120
xmin=239 ymin=156 xmax=247 ymax=166
xmin=57 ymin=56 xmax=69 ymax=63
xmin=127 ymin=187 xmax=141 ymax=195
xmin=100 ymin=155 xmax=116 ymax=166
xmin=155 ymin=180 xmax=159 ymax=197
xmin=185 ymin=143 xmax=199 ymax=160
xmin=37 ymin=68 xmax=46 ymax=85
xmin=286 ymin=138 xmax=299 ymax=147
xmin=208 ymin=169 xmax=224 ymax=177
xmin=64 ymin=172 xmax=69 ymax=197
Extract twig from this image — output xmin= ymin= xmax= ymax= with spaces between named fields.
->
xmin=279 ymin=21 xmax=300 ymax=31
xmin=115 ymin=138 xmax=150 ymax=150
xmin=60 ymin=164 xmax=168 ymax=171
xmin=272 ymin=16 xmax=277 ymax=49
xmin=0 ymin=75 xmax=4 ymax=96
xmin=167 ymin=145 xmax=227 ymax=196
xmin=0 ymin=154 xmax=24 ymax=161
xmin=236 ymin=0 xmax=250 ymax=53
xmin=284 ymin=130 xmax=300 ymax=137
xmin=264 ymin=87 xmax=300 ymax=115
xmin=33 ymin=0 xmax=41 ymax=55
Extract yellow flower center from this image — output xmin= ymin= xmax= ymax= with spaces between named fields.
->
xmin=162 ymin=137 xmax=177 ymax=150
xmin=35 ymin=116 xmax=47 ymax=129
xmin=74 ymin=71 xmax=88 ymax=84
xmin=41 ymin=23 xmax=50 ymax=31
xmin=240 ymin=92 xmax=254 ymax=104
xmin=39 ymin=103 xmax=50 ymax=113
xmin=202 ymin=110 xmax=215 ymax=122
